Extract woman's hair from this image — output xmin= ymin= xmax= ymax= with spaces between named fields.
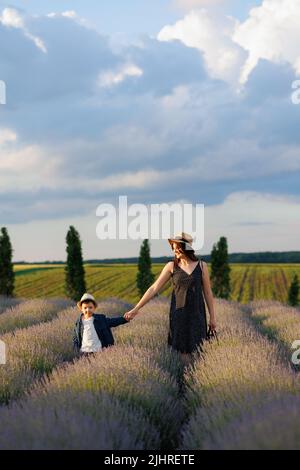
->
xmin=171 ymin=241 xmax=199 ymax=267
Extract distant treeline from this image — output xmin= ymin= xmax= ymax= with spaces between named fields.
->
xmin=15 ymin=251 xmax=300 ymax=264
xmin=226 ymin=252 xmax=300 ymax=263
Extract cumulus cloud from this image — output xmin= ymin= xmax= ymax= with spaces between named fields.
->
xmin=0 ymin=4 xmax=299 ymax=262
xmin=0 ymin=139 xmax=61 ymax=190
xmin=0 ymin=128 xmax=17 ymax=146
xmin=47 ymin=10 xmax=77 ymax=19
xmin=159 ymin=0 xmax=300 ymax=85
xmin=158 ymin=9 xmax=247 ymax=85
xmin=6 ymin=190 xmax=300 ymax=261
xmin=0 ymin=7 xmax=23 ymax=27
xmin=46 ymin=9 xmax=93 ymax=30
xmin=97 ymin=63 xmax=143 ymax=88
xmin=233 ymin=0 xmax=300 ymax=83
xmin=0 ymin=7 xmax=47 ymax=53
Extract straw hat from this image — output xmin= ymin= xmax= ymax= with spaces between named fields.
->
xmin=77 ymin=293 xmax=98 ymax=309
xmin=168 ymin=231 xmax=194 ymax=251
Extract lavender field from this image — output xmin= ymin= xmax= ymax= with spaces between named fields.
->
xmin=0 ymin=295 xmax=299 ymax=450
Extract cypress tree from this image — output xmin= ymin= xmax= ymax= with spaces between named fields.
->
xmin=210 ymin=236 xmax=231 ymax=299
xmin=65 ymin=226 xmax=86 ymax=301
xmin=136 ymin=239 xmax=155 ymax=297
xmin=0 ymin=227 xmax=15 ymax=296
xmin=288 ymin=274 xmax=299 ymax=306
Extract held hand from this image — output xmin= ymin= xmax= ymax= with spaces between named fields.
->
xmin=124 ymin=308 xmax=139 ymax=321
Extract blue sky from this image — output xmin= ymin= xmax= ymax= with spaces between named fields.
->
xmin=0 ymin=0 xmax=262 ymax=34
xmin=0 ymin=0 xmax=300 ymax=261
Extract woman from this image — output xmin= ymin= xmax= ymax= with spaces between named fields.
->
xmin=124 ymin=232 xmax=217 ymax=367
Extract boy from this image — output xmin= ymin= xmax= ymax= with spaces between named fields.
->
xmin=72 ymin=293 xmax=130 ymax=357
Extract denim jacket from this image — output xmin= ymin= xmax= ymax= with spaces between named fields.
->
xmin=72 ymin=313 xmax=129 ymax=353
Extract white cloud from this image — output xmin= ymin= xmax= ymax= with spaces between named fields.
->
xmin=97 ymin=63 xmax=143 ymax=88
xmin=209 ymin=190 xmax=300 ymax=225
xmin=0 ymin=125 xmax=167 ymax=193
xmin=160 ymin=85 xmax=191 ymax=108
xmin=0 ymin=7 xmax=24 ymax=28
xmin=61 ymin=10 xmax=77 ymax=19
xmin=6 ymin=190 xmax=300 ymax=261
xmin=0 ymin=128 xmax=17 ymax=146
xmin=203 ymin=190 xmax=300 ymax=253
xmin=46 ymin=10 xmax=96 ymax=31
xmin=1 ymin=128 xmax=299 ymax=201
xmin=86 ymin=169 xmax=164 ymax=191
xmin=0 ymin=143 xmax=61 ymax=189
xmin=158 ymin=9 xmax=246 ymax=85
xmin=159 ymin=0 xmax=300 ymax=85
xmin=47 ymin=10 xmax=77 ymax=19
xmin=0 ymin=7 xmax=47 ymax=53
xmin=233 ymin=0 xmax=300 ymax=83
xmin=0 ymin=3 xmax=299 ymax=260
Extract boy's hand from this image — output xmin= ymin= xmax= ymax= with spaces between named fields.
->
xmin=124 ymin=308 xmax=139 ymax=321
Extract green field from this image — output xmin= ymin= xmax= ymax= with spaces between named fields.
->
xmin=13 ymin=263 xmax=300 ymax=304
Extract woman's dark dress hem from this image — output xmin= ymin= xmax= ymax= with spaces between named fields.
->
xmin=167 ymin=260 xmax=208 ymax=354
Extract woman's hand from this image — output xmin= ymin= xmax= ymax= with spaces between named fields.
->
xmin=209 ymin=318 xmax=217 ymax=330
xmin=124 ymin=308 xmax=140 ymax=321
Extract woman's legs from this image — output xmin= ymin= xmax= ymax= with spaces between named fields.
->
xmin=180 ymin=351 xmax=193 ymax=368
xmin=176 ymin=351 xmax=193 ymax=397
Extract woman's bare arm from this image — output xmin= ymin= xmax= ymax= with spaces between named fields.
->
xmin=201 ymin=261 xmax=217 ymax=328
xmin=124 ymin=262 xmax=173 ymax=320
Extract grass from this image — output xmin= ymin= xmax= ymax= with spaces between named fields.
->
xmin=1 ymin=294 xmax=300 ymax=449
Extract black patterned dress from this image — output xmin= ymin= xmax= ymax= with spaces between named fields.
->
xmin=167 ymin=260 xmax=208 ymax=354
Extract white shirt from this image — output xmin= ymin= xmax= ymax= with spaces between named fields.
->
xmin=80 ymin=316 xmax=102 ymax=353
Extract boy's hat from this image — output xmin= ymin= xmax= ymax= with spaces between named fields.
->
xmin=77 ymin=293 xmax=98 ymax=309
xmin=168 ymin=231 xmax=194 ymax=251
